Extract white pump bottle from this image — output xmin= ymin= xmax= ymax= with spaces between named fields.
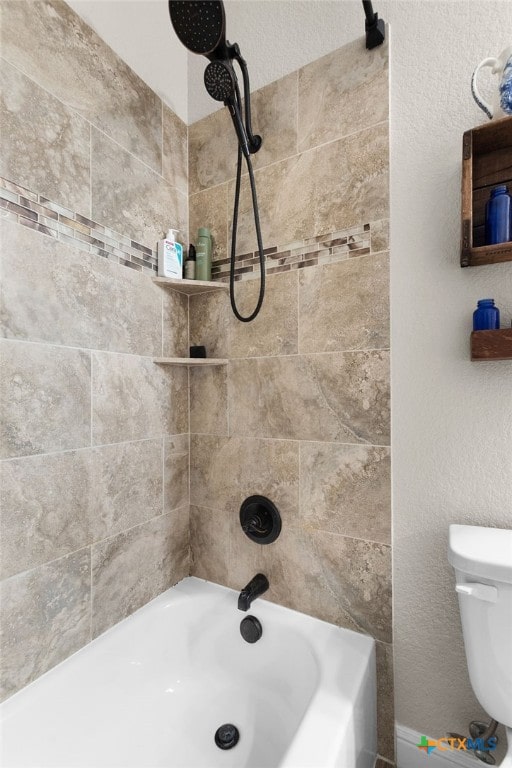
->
xmin=158 ymin=229 xmax=183 ymax=279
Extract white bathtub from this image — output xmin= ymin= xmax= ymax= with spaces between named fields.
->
xmin=0 ymin=577 xmax=376 ymax=768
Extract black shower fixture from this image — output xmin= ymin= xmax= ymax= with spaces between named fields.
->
xmin=168 ymin=1 xmax=265 ymax=322
xmin=169 ymin=1 xmax=385 ymax=321
xmin=362 ymin=0 xmax=386 ymax=49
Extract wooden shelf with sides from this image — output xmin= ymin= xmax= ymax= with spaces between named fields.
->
xmin=153 ymin=277 xmax=228 ymax=295
xmin=461 ymin=116 xmax=512 ymax=267
xmin=153 ymin=357 xmax=228 ymax=366
xmin=470 ymin=329 xmax=512 ymax=361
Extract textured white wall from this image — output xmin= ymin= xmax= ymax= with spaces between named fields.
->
xmin=387 ymin=0 xmax=512 ymax=740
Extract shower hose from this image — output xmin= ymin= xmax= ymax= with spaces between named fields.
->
xmin=229 ymin=94 xmax=265 ymax=322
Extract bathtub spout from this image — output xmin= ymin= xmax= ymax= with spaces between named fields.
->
xmin=238 ymin=573 xmax=269 ymax=611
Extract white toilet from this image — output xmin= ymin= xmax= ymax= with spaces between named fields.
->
xmin=448 ymin=524 xmax=512 ymax=766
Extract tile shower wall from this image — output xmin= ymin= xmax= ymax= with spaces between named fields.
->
xmin=0 ymin=0 xmax=189 ymax=701
xmin=188 ymin=38 xmax=393 ymax=763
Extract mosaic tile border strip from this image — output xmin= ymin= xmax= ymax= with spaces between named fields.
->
xmin=1 ymin=177 xmax=388 ymax=282
xmin=0 ymin=177 xmax=158 ymax=275
xmin=212 ymin=221 xmax=388 ymax=283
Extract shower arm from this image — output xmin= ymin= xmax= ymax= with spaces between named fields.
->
xmin=226 ymin=42 xmax=262 ymax=154
xmin=361 ymin=0 xmax=385 ymax=49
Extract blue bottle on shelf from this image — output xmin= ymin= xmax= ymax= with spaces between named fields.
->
xmin=473 ymin=299 xmax=500 ymax=331
xmin=485 ymin=185 xmax=512 ymax=245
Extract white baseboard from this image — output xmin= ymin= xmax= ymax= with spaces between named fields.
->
xmin=396 ymin=724 xmax=480 ymax=768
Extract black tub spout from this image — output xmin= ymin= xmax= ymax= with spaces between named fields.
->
xmin=238 ymin=573 xmax=269 ymax=611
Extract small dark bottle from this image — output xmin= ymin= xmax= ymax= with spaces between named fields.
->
xmin=184 ymin=244 xmax=196 ymax=280
xmin=473 ymin=299 xmax=500 ymax=331
xmin=485 ymin=185 xmax=512 ymax=245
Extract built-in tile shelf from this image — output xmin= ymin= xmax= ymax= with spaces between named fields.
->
xmin=471 ymin=329 xmax=512 ymax=361
xmin=153 ymin=277 xmax=228 ymax=295
xmin=153 ymin=357 xmax=228 ymax=366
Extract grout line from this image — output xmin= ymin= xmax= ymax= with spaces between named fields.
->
xmin=0 ymin=336 xmax=162 ymax=360
xmin=185 ymin=123 xmax=189 ymax=242
xmin=162 ymin=436 xmax=165 ymax=515
xmin=89 ymin=545 xmax=93 ymax=641
xmin=298 ymin=429 xmax=302 ymax=521
xmin=89 ymin=123 xmax=92 ymax=218
xmin=0 ymin=435 xmax=190 ymax=464
xmin=187 ymin=363 xmax=191 ymax=517
xmin=225 ymin=176 xmax=230 ymax=264
xmin=295 ymin=68 xmax=299 ymax=155
xmin=184 ymin=433 xmax=390 ymax=449
xmin=189 ymin=119 xmax=388 ymax=198
xmin=4 ymin=504 xmax=193 ymax=585
xmin=226 ymin=358 xmax=231 ymax=438
xmin=184 ymin=499 xmax=391 ymax=550
xmin=296 ymin=267 xmax=301 ymax=354
xmin=90 ymin=350 xmax=93 ymax=447
xmin=209 ymin=347 xmax=391 ymax=362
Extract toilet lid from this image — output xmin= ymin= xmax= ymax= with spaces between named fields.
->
xmin=448 ymin=524 xmax=512 ymax=584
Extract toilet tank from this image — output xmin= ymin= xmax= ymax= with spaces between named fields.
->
xmin=448 ymin=524 xmax=512 ymax=728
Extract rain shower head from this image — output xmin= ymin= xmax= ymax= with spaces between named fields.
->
xmin=168 ymin=0 xmax=227 ymax=59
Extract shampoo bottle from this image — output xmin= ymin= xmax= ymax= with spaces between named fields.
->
xmin=158 ymin=229 xmax=183 ymax=279
xmin=196 ymin=227 xmax=212 ymax=281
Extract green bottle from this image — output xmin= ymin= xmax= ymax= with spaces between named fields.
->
xmin=196 ymin=227 xmax=212 ymax=281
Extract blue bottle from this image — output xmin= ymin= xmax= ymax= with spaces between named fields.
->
xmin=473 ymin=299 xmax=500 ymax=331
xmin=485 ymin=185 xmax=512 ymax=245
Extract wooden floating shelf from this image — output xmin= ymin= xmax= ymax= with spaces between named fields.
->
xmin=471 ymin=329 xmax=512 ymax=361
xmin=153 ymin=357 xmax=228 ymax=366
xmin=462 ymin=241 xmax=512 ymax=268
xmin=153 ymin=277 xmax=228 ymax=295
xmin=461 ymin=116 xmax=512 ymax=267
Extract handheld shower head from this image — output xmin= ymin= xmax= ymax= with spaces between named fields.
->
xmin=204 ymin=59 xmax=235 ymax=101
xmin=168 ymin=0 xmax=227 ymax=59
xmin=204 ymin=60 xmax=250 ymax=157
xmin=168 ymin=0 xmax=266 ymax=322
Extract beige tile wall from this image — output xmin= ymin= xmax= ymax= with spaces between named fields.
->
xmin=0 ymin=0 xmax=189 ymax=701
xmin=1 ymin=4 xmax=393 ymax=761
xmin=188 ymin=37 xmax=393 ymax=763
xmin=0 ymin=0 xmax=188 ymax=247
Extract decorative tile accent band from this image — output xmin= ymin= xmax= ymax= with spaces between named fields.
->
xmin=1 ymin=176 xmax=388 ymax=282
xmin=213 ymin=221 xmax=388 ymax=282
xmin=0 ymin=177 xmax=158 ymax=275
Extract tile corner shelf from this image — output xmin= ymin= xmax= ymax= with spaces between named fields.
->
xmin=470 ymin=329 xmax=512 ymax=361
xmin=153 ymin=277 xmax=228 ymax=295
xmin=153 ymin=357 xmax=228 ymax=366
xmin=460 ymin=116 xmax=512 ymax=267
